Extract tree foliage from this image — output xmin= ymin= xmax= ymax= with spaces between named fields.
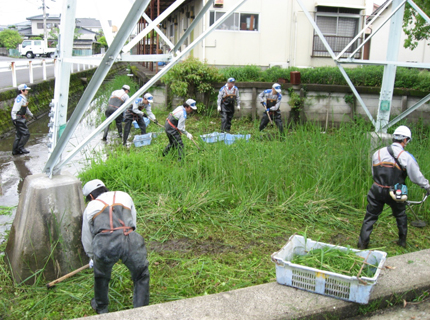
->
xmin=161 ymin=56 xmax=224 ymax=112
xmin=48 ymin=27 xmax=81 ymax=46
xmin=403 ymin=1 xmax=430 ymax=50
xmin=98 ymin=36 xmax=108 ymax=48
xmin=0 ymin=29 xmax=22 ymax=49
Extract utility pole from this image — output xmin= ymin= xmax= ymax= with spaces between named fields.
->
xmin=42 ymin=0 xmax=48 ymax=47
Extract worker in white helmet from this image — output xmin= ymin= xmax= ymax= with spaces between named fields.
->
xmin=102 ymin=84 xmax=130 ymax=141
xmin=163 ymin=99 xmax=197 ymax=160
xmin=358 ymin=125 xmax=430 ymax=249
xmin=258 ymin=83 xmax=283 ymax=135
xmin=123 ymin=93 xmax=157 ymax=145
xmin=81 ymin=179 xmax=150 ymax=314
xmin=217 ymin=77 xmax=241 ymax=132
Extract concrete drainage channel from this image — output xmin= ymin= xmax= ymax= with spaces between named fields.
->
xmin=75 ymin=249 xmax=430 ymax=320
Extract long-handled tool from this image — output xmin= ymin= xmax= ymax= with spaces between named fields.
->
xmin=46 ymin=264 xmax=89 ymax=288
xmin=406 ymin=194 xmax=428 ymax=228
xmin=149 ymin=118 xmax=165 ymax=129
xmin=190 ymin=137 xmax=203 ymax=151
xmin=266 ymin=110 xmax=274 ymax=128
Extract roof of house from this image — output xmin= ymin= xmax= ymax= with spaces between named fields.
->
xmin=26 ymin=14 xmax=61 ymax=21
xmin=367 ymin=0 xmax=390 ymax=23
xmin=76 ymin=18 xmax=111 ymax=28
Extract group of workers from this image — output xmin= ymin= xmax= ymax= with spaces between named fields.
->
xmin=10 ymin=83 xmax=430 ymax=314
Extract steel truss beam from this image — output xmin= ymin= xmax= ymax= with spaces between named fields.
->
xmin=44 ymin=0 xmax=247 ymax=176
xmin=295 ymin=0 xmax=430 ymax=133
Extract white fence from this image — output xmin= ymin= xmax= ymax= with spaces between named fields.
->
xmin=0 ymin=57 xmax=102 ymax=88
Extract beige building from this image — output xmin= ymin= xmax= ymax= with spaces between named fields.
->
xmin=367 ymin=1 xmax=430 ymax=64
xmin=160 ymin=0 xmax=372 ymax=68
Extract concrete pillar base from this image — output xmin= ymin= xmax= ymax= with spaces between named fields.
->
xmin=369 ymin=132 xmax=391 ymax=152
xmin=5 ymin=172 xmax=87 ymax=284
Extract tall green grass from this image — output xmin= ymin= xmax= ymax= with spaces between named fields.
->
xmin=2 ymin=83 xmax=430 ymax=318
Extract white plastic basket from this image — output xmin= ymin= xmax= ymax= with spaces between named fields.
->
xmin=271 ymin=235 xmax=387 ymax=304
xmin=133 ymin=133 xmax=152 ymax=147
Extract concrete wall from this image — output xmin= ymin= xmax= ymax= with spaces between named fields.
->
xmin=147 ymin=81 xmax=430 ymax=125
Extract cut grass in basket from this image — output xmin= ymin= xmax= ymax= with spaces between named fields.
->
xmin=291 ymin=247 xmax=378 ymax=278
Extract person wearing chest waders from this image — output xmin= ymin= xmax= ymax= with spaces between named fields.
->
xmin=81 ymin=179 xmax=150 ymax=314
xmin=123 ymin=93 xmax=158 ymax=145
xmin=163 ymin=99 xmax=197 ymax=161
xmin=358 ymin=126 xmax=430 ymax=250
xmin=11 ymin=84 xmax=36 ymax=155
xmin=102 ymin=84 xmax=130 ymax=141
xmin=217 ymin=77 xmax=241 ymax=133
xmin=258 ymin=83 xmax=284 ymax=135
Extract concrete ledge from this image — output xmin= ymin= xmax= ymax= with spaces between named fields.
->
xmin=76 ymin=249 xmax=430 ymax=320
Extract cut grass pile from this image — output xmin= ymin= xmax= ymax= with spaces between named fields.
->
xmin=291 ymin=247 xmax=378 ymax=278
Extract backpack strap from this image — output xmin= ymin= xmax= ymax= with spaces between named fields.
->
xmin=387 ymin=146 xmax=405 ymax=171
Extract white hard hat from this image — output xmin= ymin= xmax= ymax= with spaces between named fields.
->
xmin=144 ymin=93 xmax=153 ymax=101
xmin=185 ymin=99 xmax=197 ymax=110
xmin=227 ymin=77 xmax=235 ymax=83
xmin=18 ymin=84 xmax=31 ymax=91
xmin=82 ymin=179 xmax=105 ymax=197
xmin=393 ymin=125 xmax=412 ymax=141
xmin=272 ymin=83 xmax=281 ymax=93
xmin=122 ymin=84 xmax=130 ymax=91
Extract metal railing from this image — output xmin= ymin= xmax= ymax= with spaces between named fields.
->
xmin=0 ymin=57 xmax=100 ymax=88
xmin=312 ymin=35 xmax=362 ymax=59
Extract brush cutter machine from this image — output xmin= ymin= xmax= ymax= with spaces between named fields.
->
xmin=406 ymin=194 xmax=428 ymax=228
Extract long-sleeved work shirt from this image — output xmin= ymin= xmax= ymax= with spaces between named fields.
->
xmin=258 ymin=89 xmax=282 ymax=111
xmin=130 ymin=97 xmax=156 ymax=120
xmin=108 ymin=89 xmax=130 ymax=108
xmin=372 ymin=142 xmax=429 ymax=189
xmin=11 ymin=94 xmax=33 ymax=120
xmin=81 ymin=191 xmax=137 ymax=258
xmin=217 ymin=84 xmax=241 ymax=106
xmin=169 ymin=105 xmax=189 ymax=135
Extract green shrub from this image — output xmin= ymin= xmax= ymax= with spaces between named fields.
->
xmin=219 ymin=65 xmax=263 ymax=82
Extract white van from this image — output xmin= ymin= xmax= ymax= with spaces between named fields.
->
xmin=18 ymin=40 xmax=56 ymax=59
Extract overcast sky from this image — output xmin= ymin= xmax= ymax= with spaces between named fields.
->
xmin=0 ymin=0 xmax=131 ymax=27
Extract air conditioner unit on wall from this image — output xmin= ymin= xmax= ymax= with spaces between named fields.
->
xmin=269 ymin=62 xmax=289 ymax=68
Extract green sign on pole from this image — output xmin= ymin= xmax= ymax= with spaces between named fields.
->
xmin=380 ymin=100 xmax=390 ymax=112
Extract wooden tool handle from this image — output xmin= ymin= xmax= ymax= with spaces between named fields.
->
xmin=46 ymin=264 xmax=90 ymax=288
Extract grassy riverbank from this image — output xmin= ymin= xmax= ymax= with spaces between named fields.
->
xmin=2 ymin=97 xmax=430 ymax=319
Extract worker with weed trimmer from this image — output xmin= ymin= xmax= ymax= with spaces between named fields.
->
xmin=358 ymin=125 xmax=430 ymax=249
xmin=217 ymin=77 xmax=241 ymax=133
xmin=81 ymin=179 xmax=150 ymax=314
xmin=163 ymin=99 xmax=197 ymax=160
xmin=102 ymin=84 xmax=130 ymax=141
xmin=258 ymin=83 xmax=284 ymax=135
xmin=123 ymin=93 xmax=158 ymax=145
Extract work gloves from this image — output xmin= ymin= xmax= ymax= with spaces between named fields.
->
xmin=266 ymin=108 xmax=271 ymax=113
xmin=89 ymin=259 xmax=94 ymax=268
xmin=186 ymin=132 xmax=193 ymax=140
xmin=237 ymin=105 xmax=241 ymax=111
xmin=261 ymin=102 xmax=266 ymax=107
xmin=217 ymin=105 xmax=221 ymax=112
